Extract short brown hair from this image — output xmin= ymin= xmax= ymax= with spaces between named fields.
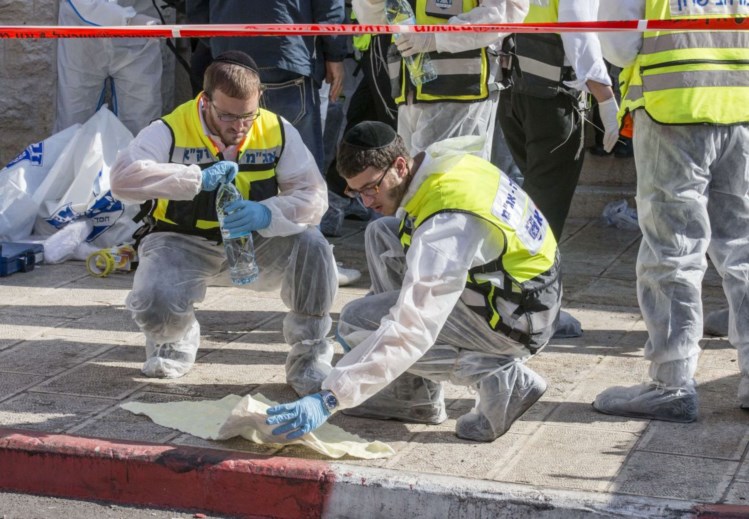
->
xmin=337 ymin=134 xmax=410 ymax=179
xmin=203 ymin=61 xmax=262 ymax=100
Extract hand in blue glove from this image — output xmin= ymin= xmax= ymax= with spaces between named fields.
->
xmin=266 ymin=393 xmax=331 ymax=440
xmin=201 ymin=161 xmax=238 ymax=191
xmin=221 ymin=200 xmax=271 ymax=237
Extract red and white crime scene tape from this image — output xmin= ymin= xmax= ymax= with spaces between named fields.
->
xmin=1 ymin=18 xmax=748 ymax=39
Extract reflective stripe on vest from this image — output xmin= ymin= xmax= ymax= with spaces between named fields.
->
xmin=398 ymin=154 xmax=557 ymax=342
xmin=389 ymin=0 xmax=489 ymax=105
xmin=511 ymin=0 xmax=573 ymax=99
xmin=618 ymin=0 xmax=749 ymax=125
xmin=144 ymin=95 xmax=283 ymax=241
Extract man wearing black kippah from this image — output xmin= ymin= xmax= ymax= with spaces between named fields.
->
xmin=110 ymin=52 xmax=339 ymax=397
xmin=265 ymin=122 xmax=562 ymax=442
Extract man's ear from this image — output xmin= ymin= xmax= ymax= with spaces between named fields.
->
xmin=395 ymin=156 xmax=409 ymax=178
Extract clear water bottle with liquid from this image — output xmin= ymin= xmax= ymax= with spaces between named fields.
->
xmin=216 ymin=181 xmax=259 ymax=285
xmin=385 ymin=0 xmax=437 ymax=87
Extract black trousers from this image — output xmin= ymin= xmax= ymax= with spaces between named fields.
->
xmin=498 ymin=87 xmax=584 ymax=240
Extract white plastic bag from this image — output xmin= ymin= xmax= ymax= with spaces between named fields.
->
xmin=602 ymin=199 xmax=639 ymax=231
xmin=0 ymin=124 xmax=81 ymax=241
xmin=32 ymin=107 xmax=137 ymax=248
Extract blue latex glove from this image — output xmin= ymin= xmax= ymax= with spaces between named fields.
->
xmin=201 ymin=161 xmax=238 ymax=191
xmin=221 ymin=200 xmax=271 ymax=237
xmin=266 ymin=393 xmax=331 ymax=440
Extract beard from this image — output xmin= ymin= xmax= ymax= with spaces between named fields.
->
xmin=382 ymin=175 xmax=411 ymax=215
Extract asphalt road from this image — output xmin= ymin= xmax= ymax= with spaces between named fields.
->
xmin=0 ymin=492 xmax=227 ymax=519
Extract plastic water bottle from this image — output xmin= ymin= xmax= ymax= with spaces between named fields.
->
xmin=385 ymin=0 xmax=437 ymax=87
xmin=216 ymin=181 xmax=259 ymax=285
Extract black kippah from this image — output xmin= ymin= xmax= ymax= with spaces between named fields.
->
xmin=342 ymin=121 xmax=397 ymax=150
xmin=213 ymin=51 xmax=259 ymax=74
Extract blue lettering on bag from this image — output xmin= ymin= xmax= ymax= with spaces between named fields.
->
xmin=5 ymin=142 xmax=44 ymax=169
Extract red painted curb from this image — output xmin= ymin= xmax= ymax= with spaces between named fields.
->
xmin=0 ymin=427 xmax=334 ymax=518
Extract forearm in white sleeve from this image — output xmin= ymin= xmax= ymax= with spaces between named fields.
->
xmin=257 ymin=120 xmax=328 ymax=238
xmin=558 ymin=0 xmax=610 ymax=92
xmin=65 ymin=0 xmax=137 ymax=26
xmin=597 ymin=0 xmax=644 ymax=68
xmin=110 ymin=121 xmax=203 ymax=205
xmin=352 ymin=0 xmax=387 ymax=24
xmin=437 ymin=0 xmax=529 ymax=54
xmin=322 ymin=213 xmax=485 ymax=409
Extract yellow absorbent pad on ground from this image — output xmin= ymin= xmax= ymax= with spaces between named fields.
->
xmin=121 ymin=393 xmax=394 ymax=459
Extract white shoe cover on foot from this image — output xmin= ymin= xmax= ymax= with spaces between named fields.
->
xmin=456 ymin=363 xmax=547 ymax=442
xmin=285 ymin=339 xmax=334 ymax=396
xmin=593 ymin=382 xmax=698 ymax=423
xmin=342 ymin=373 xmax=447 ymax=424
xmin=142 ymin=320 xmax=200 ymax=379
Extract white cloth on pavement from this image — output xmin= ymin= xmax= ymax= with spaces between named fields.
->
xmin=121 ymin=393 xmax=394 ymax=459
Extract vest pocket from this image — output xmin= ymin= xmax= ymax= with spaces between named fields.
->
xmin=512 ymin=33 xmax=569 ymax=99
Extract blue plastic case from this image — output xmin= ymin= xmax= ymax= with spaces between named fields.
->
xmin=0 ymin=242 xmax=44 ymax=277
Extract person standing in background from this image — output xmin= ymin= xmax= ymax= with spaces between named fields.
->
xmin=594 ymin=0 xmax=749 ymax=422
xmin=497 ymin=0 xmax=619 ymax=338
xmin=352 ymin=0 xmax=529 ymax=161
xmin=186 ymin=0 xmax=347 ymax=173
xmin=55 ymin=0 xmax=163 ymax=135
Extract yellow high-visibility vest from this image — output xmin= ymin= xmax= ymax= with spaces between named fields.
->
xmin=143 ymin=95 xmax=283 ymax=241
xmin=389 ymin=0 xmax=489 ymax=104
xmin=619 ymin=0 xmax=749 ymax=125
xmin=399 ymin=153 xmax=557 ymax=343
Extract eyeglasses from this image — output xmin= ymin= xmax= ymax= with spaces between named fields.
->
xmin=344 ymin=160 xmax=396 ymax=198
xmin=209 ymin=100 xmax=260 ymax=123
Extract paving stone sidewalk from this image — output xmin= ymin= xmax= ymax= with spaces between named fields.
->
xmin=1 ymin=217 xmax=747 ymax=516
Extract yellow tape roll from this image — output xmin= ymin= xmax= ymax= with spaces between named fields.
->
xmin=86 ymin=250 xmax=115 ymax=278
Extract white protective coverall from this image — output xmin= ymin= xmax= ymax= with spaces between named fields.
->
xmin=323 ymin=137 xmax=562 ymax=441
xmin=55 ymin=0 xmax=162 ymax=135
xmin=593 ymin=0 xmax=749 ymax=420
xmin=110 ymin=100 xmax=338 ymax=396
xmin=351 ymin=0 xmax=529 ymax=160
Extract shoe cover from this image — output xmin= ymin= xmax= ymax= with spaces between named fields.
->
xmin=342 ymin=372 xmax=447 ymax=424
xmin=142 ymin=320 xmax=200 ymax=378
xmin=650 ymin=357 xmax=698 ymax=388
xmin=336 ymin=263 xmax=362 ymax=287
xmin=455 ymin=363 xmax=547 ymax=442
xmin=593 ymin=382 xmax=698 ymax=423
xmin=704 ymin=308 xmax=729 ymax=338
xmin=285 ymin=339 xmax=334 ymax=397
xmin=552 ymin=310 xmax=583 ymax=339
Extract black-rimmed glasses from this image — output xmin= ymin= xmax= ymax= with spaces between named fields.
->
xmin=344 ymin=159 xmax=396 ymax=198
xmin=209 ymin=100 xmax=260 ymax=123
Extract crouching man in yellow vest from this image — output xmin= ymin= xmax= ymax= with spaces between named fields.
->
xmin=594 ymin=0 xmax=749 ymax=422
xmin=110 ymin=51 xmax=338 ymax=397
xmin=265 ymin=122 xmax=562 ymax=442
